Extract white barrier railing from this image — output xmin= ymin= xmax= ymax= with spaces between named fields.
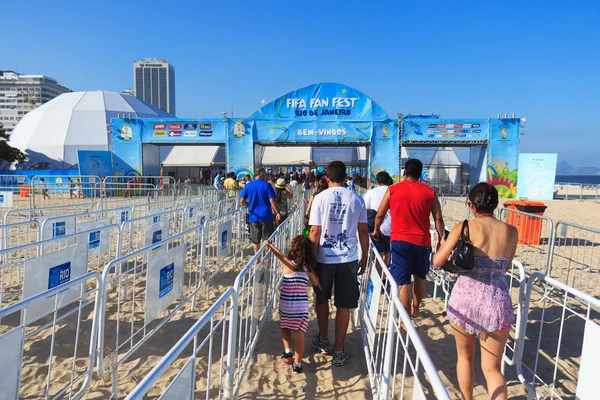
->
xmin=120 ymin=208 xmax=183 ymax=255
xmin=230 ymin=207 xmax=302 ymax=395
xmin=123 ymin=288 xmax=238 ymax=400
xmin=97 ymin=223 xmax=206 ymax=397
xmin=200 ymin=208 xmax=249 ymax=297
xmin=31 ymin=175 xmax=101 ymax=208
xmin=549 ymin=220 xmax=600 ymax=298
xmin=0 ymin=224 xmax=119 ymax=309
xmin=0 ymin=271 xmax=103 ymax=399
xmin=515 ymin=272 xmax=600 ymax=399
xmin=360 ymin=241 xmax=451 ymax=399
xmin=0 ymin=219 xmax=39 ymax=250
xmin=499 ymin=207 xmax=554 ymax=275
xmin=3 ymin=202 xmax=97 ymax=225
xmin=95 ymin=196 xmax=147 ymax=212
xmin=131 ymin=198 xmax=178 ymax=219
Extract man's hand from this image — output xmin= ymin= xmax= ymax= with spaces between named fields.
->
xmin=358 ymin=256 xmax=368 ymax=276
xmin=275 ymin=212 xmax=281 ymax=222
xmin=372 ymin=229 xmax=383 ymax=244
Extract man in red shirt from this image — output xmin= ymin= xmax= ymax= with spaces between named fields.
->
xmin=374 ymin=159 xmax=445 ymax=318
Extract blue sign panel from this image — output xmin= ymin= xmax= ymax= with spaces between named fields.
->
xmin=77 ymin=150 xmax=113 ymax=177
xmin=401 ymin=118 xmax=490 ymax=142
xmin=48 ymin=262 xmax=71 ymax=289
xmin=159 ymin=263 xmax=174 ymax=298
xmin=220 ymin=229 xmax=228 ymax=251
xmin=89 ymin=231 xmax=101 ymax=249
xmin=121 ymin=210 xmax=129 ymax=223
xmin=152 ymin=230 xmax=162 ymax=245
xmin=53 ymin=221 xmax=66 ymax=238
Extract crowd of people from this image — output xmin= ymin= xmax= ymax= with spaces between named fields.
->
xmin=239 ymin=159 xmax=517 ymax=399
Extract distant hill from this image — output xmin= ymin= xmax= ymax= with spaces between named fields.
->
xmin=556 ymin=161 xmax=600 ymax=175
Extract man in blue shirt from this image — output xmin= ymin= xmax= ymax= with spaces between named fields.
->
xmin=213 ymin=171 xmax=223 ymax=189
xmin=240 ymin=167 xmax=281 ymax=253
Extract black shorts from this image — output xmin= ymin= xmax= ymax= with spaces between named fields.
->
xmin=316 ymin=261 xmax=359 ymax=309
xmin=249 ymin=221 xmax=274 ymax=244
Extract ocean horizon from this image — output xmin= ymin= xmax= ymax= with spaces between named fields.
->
xmin=555 ymin=175 xmax=600 ymax=185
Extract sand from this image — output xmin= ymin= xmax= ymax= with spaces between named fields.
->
xmin=3 ymin=195 xmax=599 ymax=399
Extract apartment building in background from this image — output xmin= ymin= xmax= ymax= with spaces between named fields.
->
xmin=133 ymin=59 xmax=176 ymax=115
xmin=0 ymin=71 xmax=71 ymax=133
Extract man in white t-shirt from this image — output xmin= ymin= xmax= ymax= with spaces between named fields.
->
xmin=309 ymin=161 xmax=368 ymax=366
xmin=364 ymin=171 xmax=393 ymax=265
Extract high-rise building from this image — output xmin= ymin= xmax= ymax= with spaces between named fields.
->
xmin=0 ymin=71 xmax=71 ymax=133
xmin=133 ymin=59 xmax=175 ymax=115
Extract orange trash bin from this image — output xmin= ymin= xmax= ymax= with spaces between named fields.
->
xmin=20 ymin=185 xmax=30 ymax=198
xmin=504 ymin=201 xmax=547 ymax=245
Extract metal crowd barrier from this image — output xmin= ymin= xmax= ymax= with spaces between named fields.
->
xmin=131 ymin=198 xmax=178 ymax=219
xmin=120 ymin=208 xmax=183 ymax=255
xmin=0 ymin=224 xmax=119 ymax=309
xmin=96 ymin=197 xmax=147 ymax=212
xmin=549 ymin=221 xmax=600 ymax=298
xmin=498 ymin=207 xmax=555 ymax=275
xmin=360 ymin=241 xmax=451 ymax=399
xmin=3 ymin=202 xmax=97 ymax=225
xmin=0 ymin=219 xmax=39 ymax=250
xmin=200 ymin=208 xmax=249 ymax=297
xmin=0 ymin=272 xmax=103 ymax=400
xmin=97 ymin=223 xmax=205 ymax=398
xmin=230 ymin=207 xmax=302 ymax=395
xmin=124 ymin=289 xmax=238 ymax=400
xmin=439 ymin=196 xmax=469 ymax=227
xmin=515 ymin=272 xmax=600 ymax=399
xmin=31 ymin=175 xmax=101 ymax=208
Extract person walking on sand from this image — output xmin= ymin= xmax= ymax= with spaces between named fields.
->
xmin=267 ymin=236 xmax=319 ymax=375
xmin=374 ymin=158 xmax=445 ymax=319
xmin=240 ymin=167 xmax=281 ymax=253
xmin=433 ymin=183 xmax=518 ymax=400
xmin=40 ymin=178 xmax=50 ymax=200
xmin=364 ymin=171 xmax=393 ymax=266
xmin=309 ymin=161 xmax=369 ymax=366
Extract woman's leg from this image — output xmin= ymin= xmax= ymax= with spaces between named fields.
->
xmin=479 ymin=330 xmax=510 ymax=400
xmin=451 ymin=323 xmax=476 ymax=400
xmin=293 ymin=330 xmax=305 ymax=364
xmin=281 ymin=328 xmax=292 ymax=351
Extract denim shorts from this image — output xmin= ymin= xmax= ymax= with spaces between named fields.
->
xmin=389 ymin=240 xmax=431 ymax=285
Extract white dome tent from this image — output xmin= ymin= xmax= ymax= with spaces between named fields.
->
xmin=9 ymin=91 xmax=172 ymax=169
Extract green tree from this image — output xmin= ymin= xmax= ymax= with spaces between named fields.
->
xmin=0 ymin=123 xmax=26 ymax=164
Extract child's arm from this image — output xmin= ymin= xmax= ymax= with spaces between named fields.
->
xmin=306 ymin=269 xmax=319 ymax=287
xmin=266 ymin=242 xmax=296 ymax=270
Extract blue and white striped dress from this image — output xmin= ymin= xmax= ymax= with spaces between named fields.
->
xmin=279 ymin=266 xmax=310 ymax=332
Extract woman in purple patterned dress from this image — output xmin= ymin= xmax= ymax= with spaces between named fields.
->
xmin=433 ymin=183 xmax=518 ymax=400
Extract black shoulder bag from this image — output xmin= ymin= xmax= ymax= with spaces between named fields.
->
xmin=441 ymin=220 xmax=475 ymax=273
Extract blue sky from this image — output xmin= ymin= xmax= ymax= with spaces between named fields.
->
xmin=3 ymin=0 xmax=599 ymax=167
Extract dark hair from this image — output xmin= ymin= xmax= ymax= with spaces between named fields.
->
xmin=376 ymin=171 xmax=391 ymax=185
xmin=468 ymin=183 xmax=499 ymax=214
xmin=404 ymin=159 xmax=423 ymax=179
xmin=315 ymin=177 xmax=328 ymax=194
xmin=327 ymin=161 xmax=346 ymax=183
xmin=288 ymin=235 xmax=315 ymax=273
xmin=245 ymin=173 xmax=251 ymax=180
xmin=256 ymin=167 xmax=266 ymax=176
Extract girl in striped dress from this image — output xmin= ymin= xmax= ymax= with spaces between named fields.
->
xmin=267 ymin=236 xmax=319 ymax=374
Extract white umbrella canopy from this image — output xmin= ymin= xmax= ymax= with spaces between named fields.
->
xmin=9 ymin=91 xmax=172 ymax=168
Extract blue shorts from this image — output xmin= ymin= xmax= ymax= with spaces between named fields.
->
xmin=373 ymin=234 xmax=390 ymax=254
xmin=389 ymin=241 xmax=432 ymax=285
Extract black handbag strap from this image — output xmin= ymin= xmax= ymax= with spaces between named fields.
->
xmin=461 ymin=220 xmax=471 ymax=242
